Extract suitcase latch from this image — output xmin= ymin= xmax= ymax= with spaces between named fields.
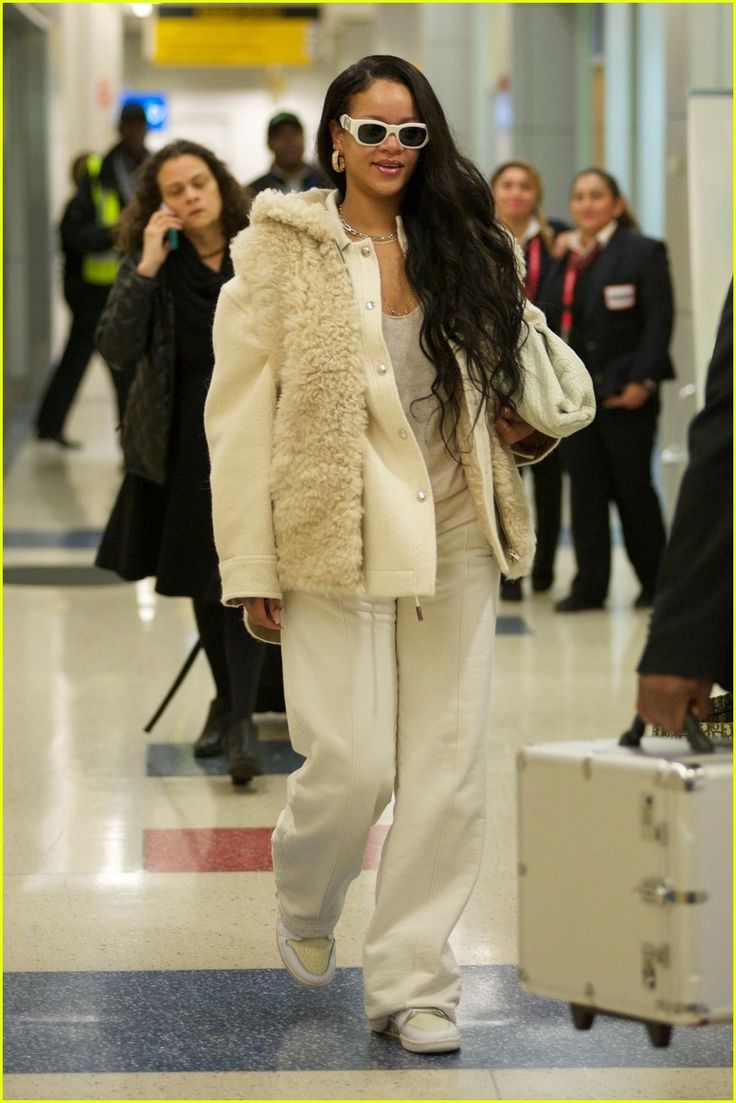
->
xmin=635 ymin=877 xmax=708 ymax=907
xmin=640 ymin=794 xmax=668 ymax=843
xmin=642 ymin=942 xmax=670 ymax=989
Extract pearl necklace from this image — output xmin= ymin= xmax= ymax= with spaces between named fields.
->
xmin=338 ymin=205 xmax=398 ymax=244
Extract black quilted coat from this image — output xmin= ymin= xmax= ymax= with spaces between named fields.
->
xmin=97 ymin=256 xmax=174 ymax=485
xmin=95 ymin=246 xmax=230 ymax=598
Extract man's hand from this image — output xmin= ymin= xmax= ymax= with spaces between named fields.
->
xmin=636 ymin=673 xmax=712 ymax=732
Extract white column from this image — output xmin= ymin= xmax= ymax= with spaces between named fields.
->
xmin=634 ymin=5 xmax=666 ymax=238
xmin=420 ymin=4 xmax=490 ymax=168
xmin=49 ymin=3 xmax=124 ymax=219
xmin=603 ymin=3 xmax=634 ymax=194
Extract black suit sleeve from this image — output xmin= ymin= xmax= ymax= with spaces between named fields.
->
xmin=637 ymin=283 xmax=733 ymax=689
xmin=629 ymin=240 xmax=675 ymax=384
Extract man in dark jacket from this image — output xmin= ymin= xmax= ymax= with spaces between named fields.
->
xmin=35 ymin=104 xmax=148 ymax=447
xmin=245 ymin=112 xmax=328 ymax=202
xmin=636 ymin=283 xmax=732 ymax=731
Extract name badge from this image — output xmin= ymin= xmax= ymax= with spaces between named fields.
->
xmin=604 ymin=283 xmax=636 ymax=310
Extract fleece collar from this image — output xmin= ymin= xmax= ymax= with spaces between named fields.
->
xmin=238 ymin=187 xmax=407 ymax=259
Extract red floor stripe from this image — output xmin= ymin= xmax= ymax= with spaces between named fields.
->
xmin=143 ymin=824 xmax=390 ymax=873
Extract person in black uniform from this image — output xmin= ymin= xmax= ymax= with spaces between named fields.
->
xmin=637 ymin=283 xmax=732 ymax=731
xmin=491 ymin=159 xmax=567 ymax=598
xmin=539 ymin=167 xmax=675 ymax=612
xmin=95 ymin=140 xmax=265 ymax=785
xmin=35 ymin=104 xmax=149 ymax=447
xmin=245 ymin=111 xmax=328 ymax=202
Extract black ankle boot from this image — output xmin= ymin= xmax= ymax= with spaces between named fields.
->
xmin=227 ymin=718 xmax=264 ymax=786
xmin=192 ymin=697 xmax=230 ymax=758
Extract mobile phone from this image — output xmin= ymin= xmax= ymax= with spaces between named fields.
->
xmin=160 ymin=204 xmax=178 ymax=250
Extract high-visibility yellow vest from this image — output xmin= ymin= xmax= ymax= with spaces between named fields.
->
xmin=81 ymin=153 xmax=122 ymax=286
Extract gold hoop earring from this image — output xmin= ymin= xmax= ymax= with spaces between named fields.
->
xmin=331 ymin=148 xmax=345 ymax=174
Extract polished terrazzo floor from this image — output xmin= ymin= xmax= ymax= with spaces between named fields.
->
xmin=3 ymin=364 xmax=732 ymax=1100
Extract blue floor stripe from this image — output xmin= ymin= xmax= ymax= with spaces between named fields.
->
xmin=4 ymin=528 xmax=103 ymax=549
xmin=4 ymin=966 xmax=730 ymax=1073
xmin=496 ymin=615 xmax=532 ymax=634
xmin=146 ymin=739 xmax=303 ymax=777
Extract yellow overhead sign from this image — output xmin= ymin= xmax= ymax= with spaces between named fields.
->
xmin=154 ymin=7 xmax=317 ymax=67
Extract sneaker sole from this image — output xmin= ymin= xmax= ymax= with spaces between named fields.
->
xmin=383 ymin=1022 xmax=461 ymax=1054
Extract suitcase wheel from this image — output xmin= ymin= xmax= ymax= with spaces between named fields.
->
xmin=569 ymin=1003 xmax=596 ymax=1031
xmin=645 ymin=1020 xmax=673 ymax=1048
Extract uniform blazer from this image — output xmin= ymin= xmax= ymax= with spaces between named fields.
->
xmin=637 ymin=284 xmax=732 ymax=690
xmin=205 ymin=189 xmax=594 ymax=637
xmin=539 ymin=223 xmax=675 ymax=399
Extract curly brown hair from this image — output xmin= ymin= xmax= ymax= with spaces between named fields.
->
xmin=116 ymin=139 xmax=249 ymax=253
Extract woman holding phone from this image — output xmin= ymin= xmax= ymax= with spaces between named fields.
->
xmin=96 ymin=140 xmax=267 ymax=784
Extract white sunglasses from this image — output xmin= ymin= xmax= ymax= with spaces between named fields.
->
xmin=339 ymin=114 xmax=429 ymax=150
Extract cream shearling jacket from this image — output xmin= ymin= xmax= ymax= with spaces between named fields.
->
xmin=205 ymin=189 xmax=594 ymax=632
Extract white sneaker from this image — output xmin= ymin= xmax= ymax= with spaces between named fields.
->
xmin=276 ymin=920 xmax=336 ymax=989
xmin=381 ymin=1007 xmax=461 ymax=1053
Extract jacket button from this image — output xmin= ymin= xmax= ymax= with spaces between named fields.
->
xmin=377 ymin=364 xmax=387 ymax=374
xmin=399 ymin=429 xmax=408 ymax=439
xmin=366 ymin=300 xmax=376 ymax=310
xmin=417 ymin=490 xmax=427 ymax=502
xmin=361 ymin=245 xmax=371 ymax=257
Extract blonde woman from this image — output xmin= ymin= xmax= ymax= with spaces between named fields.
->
xmin=491 ymin=159 xmax=568 ymax=595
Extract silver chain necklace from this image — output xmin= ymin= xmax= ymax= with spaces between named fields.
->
xmin=338 ymin=205 xmax=398 ymax=243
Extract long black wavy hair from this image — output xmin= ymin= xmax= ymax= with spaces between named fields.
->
xmin=116 ymin=140 xmax=249 ymax=253
xmin=316 ymin=55 xmax=526 ymax=448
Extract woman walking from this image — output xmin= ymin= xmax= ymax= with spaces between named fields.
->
xmin=206 ymin=57 xmax=593 ymax=1050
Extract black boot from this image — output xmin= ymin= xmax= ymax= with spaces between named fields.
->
xmin=192 ymin=697 xmax=230 ymax=758
xmin=227 ymin=718 xmax=264 ymax=786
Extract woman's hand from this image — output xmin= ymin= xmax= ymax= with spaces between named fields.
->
xmin=494 ymin=405 xmax=537 ymax=446
xmin=244 ymin=597 xmax=282 ymax=630
xmin=136 ymin=208 xmax=183 ymax=279
xmin=550 ymin=230 xmax=575 ymax=258
xmin=602 ymin=382 xmax=652 ymax=410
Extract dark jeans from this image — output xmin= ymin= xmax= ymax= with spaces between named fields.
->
xmin=559 ymin=399 xmax=666 ymax=602
xmin=35 ymin=281 xmax=130 ymax=437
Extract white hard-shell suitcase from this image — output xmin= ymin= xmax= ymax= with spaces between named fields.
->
xmin=516 ymin=717 xmax=732 ymax=1047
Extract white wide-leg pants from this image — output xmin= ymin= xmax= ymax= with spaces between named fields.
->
xmin=273 ymin=518 xmax=500 ymax=1022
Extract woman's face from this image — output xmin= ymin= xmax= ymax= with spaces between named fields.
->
xmin=330 ymin=79 xmax=423 ymax=205
xmin=157 ymin=155 xmax=223 ymax=234
xmin=492 ymin=166 xmax=538 ymax=224
xmin=568 ymin=172 xmax=623 ymax=237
